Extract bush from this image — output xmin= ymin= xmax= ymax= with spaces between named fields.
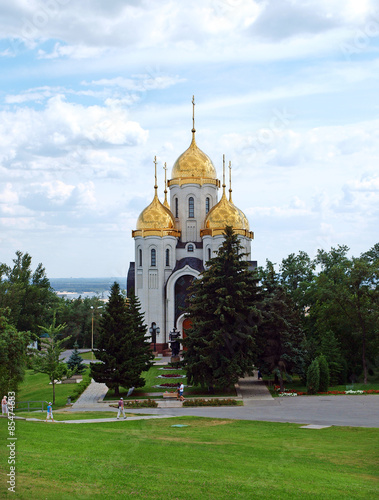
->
xmin=69 ymin=371 xmax=91 ymax=401
xmin=183 ymin=398 xmax=238 ymax=407
xmin=317 ymin=354 xmax=330 ymax=392
xmin=307 ymin=359 xmax=320 ymax=395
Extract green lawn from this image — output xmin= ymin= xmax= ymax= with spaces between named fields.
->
xmin=16 ymin=368 xmax=90 ymax=411
xmin=13 ymin=411 xmax=148 ymax=421
xmin=0 ymin=417 xmax=377 ymax=499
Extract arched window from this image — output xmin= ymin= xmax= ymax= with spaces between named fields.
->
xmin=208 ymin=248 xmax=211 ymax=260
xmin=175 ymin=198 xmax=179 ymax=218
xmin=205 ymin=197 xmax=210 ymax=214
xmin=188 ymin=197 xmax=194 ymax=218
xmin=151 ymin=248 xmax=156 ymax=267
xmin=188 ymin=244 xmax=194 ymax=252
xmin=165 ymin=248 xmax=170 ymax=267
xmin=139 ymin=249 xmax=142 ymax=267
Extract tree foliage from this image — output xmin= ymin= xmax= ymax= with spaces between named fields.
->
xmin=183 ymin=226 xmax=260 ymax=391
xmin=33 ymin=316 xmax=71 ymax=404
xmin=90 ymin=283 xmax=153 ymax=396
xmin=0 ymin=310 xmax=30 ymax=396
xmin=257 ymin=261 xmax=306 ymax=391
xmin=0 ymin=251 xmax=58 ymax=334
xmin=66 ymin=341 xmax=86 ymax=374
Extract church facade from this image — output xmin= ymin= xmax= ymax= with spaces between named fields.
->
xmin=127 ymin=100 xmax=255 ymax=353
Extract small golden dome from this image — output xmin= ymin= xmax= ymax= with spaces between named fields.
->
xmin=169 ymin=134 xmax=218 ymax=186
xmin=132 ymin=158 xmax=180 ymax=238
xmin=200 ymin=156 xmax=253 ymax=239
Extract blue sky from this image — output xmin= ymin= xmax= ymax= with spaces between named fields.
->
xmin=0 ymin=0 xmax=378 ymax=277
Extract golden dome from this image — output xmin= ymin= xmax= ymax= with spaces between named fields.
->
xmin=132 ymin=159 xmax=180 ymax=238
xmin=200 ymin=158 xmax=253 ymax=239
xmin=169 ymin=133 xmax=218 ymax=187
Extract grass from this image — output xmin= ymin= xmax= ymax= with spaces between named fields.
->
xmin=13 ymin=411 xmax=149 ymax=421
xmin=0 ymin=417 xmax=378 ymax=499
xmin=104 ymin=366 xmax=237 ymax=400
xmin=79 ymin=351 xmax=97 ymax=360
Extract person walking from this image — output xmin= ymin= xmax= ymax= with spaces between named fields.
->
xmin=45 ymin=402 xmax=54 ymax=422
xmin=1 ymin=395 xmax=8 ymax=416
xmin=116 ymin=397 xmax=126 ymax=419
xmin=179 ymin=382 xmax=184 ymax=401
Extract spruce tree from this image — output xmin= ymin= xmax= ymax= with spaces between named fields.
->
xmin=183 ymin=226 xmax=260 ymax=392
xmin=90 ymin=283 xmax=153 ymax=396
xmin=257 ymin=261 xmax=306 ymax=391
xmin=67 ymin=341 xmax=86 ymax=374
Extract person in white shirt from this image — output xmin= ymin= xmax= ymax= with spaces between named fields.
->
xmin=117 ymin=397 xmax=126 ymax=419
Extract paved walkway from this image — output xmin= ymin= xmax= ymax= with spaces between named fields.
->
xmin=53 ymin=369 xmax=379 ymax=428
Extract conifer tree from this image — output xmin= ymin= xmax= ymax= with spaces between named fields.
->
xmin=183 ymin=226 xmax=260 ymax=392
xmin=257 ymin=261 xmax=306 ymax=391
xmin=307 ymin=358 xmax=320 ymax=394
xmin=67 ymin=341 xmax=86 ymax=374
xmin=90 ymin=283 xmax=153 ymax=396
xmin=317 ymin=354 xmax=330 ymax=392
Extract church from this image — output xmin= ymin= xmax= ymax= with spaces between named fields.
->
xmin=127 ymin=99 xmax=256 ymax=353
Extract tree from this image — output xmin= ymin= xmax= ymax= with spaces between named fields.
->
xmin=0 ymin=310 xmax=30 ymax=396
xmin=33 ymin=316 xmax=70 ymax=404
xmin=257 ymin=261 xmax=306 ymax=391
xmin=183 ymin=226 xmax=260 ymax=392
xmin=0 ymin=251 xmax=58 ymax=334
xmin=313 ymin=244 xmax=378 ymax=384
xmin=319 ymin=330 xmax=345 ymax=385
xmin=307 ymin=359 xmax=320 ymax=394
xmin=66 ymin=341 xmax=86 ymax=374
xmin=90 ymin=283 xmax=154 ymax=396
xmin=317 ymin=354 xmax=330 ymax=392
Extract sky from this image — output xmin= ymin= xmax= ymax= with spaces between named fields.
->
xmin=0 ymin=0 xmax=378 ymax=278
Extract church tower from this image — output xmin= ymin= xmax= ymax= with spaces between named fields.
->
xmin=129 ymin=98 xmax=255 ymax=353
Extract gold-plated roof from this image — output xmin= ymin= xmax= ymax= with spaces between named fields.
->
xmin=200 ymin=157 xmax=253 ymax=239
xmin=228 ymin=161 xmax=250 ymax=231
xmin=133 ymin=158 xmax=180 ymax=238
xmin=169 ymin=96 xmax=219 ymax=187
xmin=169 ymin=134 xmax=218 ymax=186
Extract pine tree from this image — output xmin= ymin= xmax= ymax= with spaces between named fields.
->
xmin=67 ymin=341 xmax=86 ymax=374
xmin=90 ymin=283 xmax=153 ymax=396
xmin=183 ymin=226 xmax=260 ymax=392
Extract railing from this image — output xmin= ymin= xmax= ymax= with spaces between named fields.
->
xmin=15 ymin=401 xmax=46 ymax=412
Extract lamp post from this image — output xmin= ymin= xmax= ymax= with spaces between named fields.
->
xmin=90 ymin=306 xmax=103 ymax=361
xmin=149 ymin=322 xmax=160 ymax=354
xmin=169 ymin=326 xmax=181 ymax=361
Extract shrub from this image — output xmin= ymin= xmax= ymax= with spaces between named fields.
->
xmin=317 ymin=354 xmax=330 ymax=392
xmin=69 ymin=371 xmax=91 ymax=401
xmin=307 ymin=359 xmax=320 ymax=395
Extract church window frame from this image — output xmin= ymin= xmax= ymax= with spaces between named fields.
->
xmin=188 ymin=197 xmax=194 ymax=218
xmin=165 ymin=248 xmax=170 ymax=267
xmin=138 ymin=248 xmax=142 ymax=267
xmin=175 ymin=198 xmax=179 ymax=218
xmin=150 ymin=248 xmax=157 ymax=267
xmin=205 ymin=197 xmax=210 ymax=214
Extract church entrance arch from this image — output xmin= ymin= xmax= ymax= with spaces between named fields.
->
xmin=174 ymin=275 xmax=194 ymax=324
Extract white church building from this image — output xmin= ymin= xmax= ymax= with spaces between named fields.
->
xmin=127 ymin=100 xmax=256 ymax=353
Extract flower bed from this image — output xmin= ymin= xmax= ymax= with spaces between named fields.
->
xmin=273 ymin=385 xmax=379 ymax=396
xmin=157 ymin=374 xmax=185 ymax=378
xmin=155 ymin=383 xmax=180 ymax=388
xmin=110 ymin=399 xmax=157 ymax=408
xmin=183 ymin=398 xmax=238 ymax=407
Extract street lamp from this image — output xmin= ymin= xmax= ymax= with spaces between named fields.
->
xmin=149 ymin=322 xmax=160 ymax=354
xmin=90 ymin=306 xmax=103 ymax=361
